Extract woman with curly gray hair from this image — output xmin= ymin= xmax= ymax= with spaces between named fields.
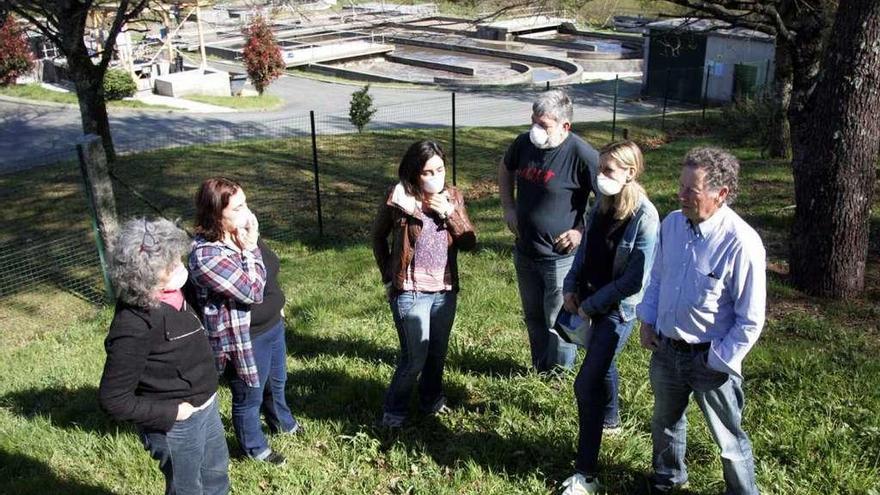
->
xmin=98 ymin=217 xmax=229 ymax=495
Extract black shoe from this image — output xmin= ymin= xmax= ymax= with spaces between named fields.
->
xmin=263 ymin=451 xmax=286 ymax=465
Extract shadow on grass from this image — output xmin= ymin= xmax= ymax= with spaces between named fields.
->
xmin=288 ymin=329 xmax=528 ymax=377
xmin=280 ymin=365 xmax=665 ymax=490
xmin=0 ymin=385 xmax=124 ymax=436
xmin=0 ymin=450 xmax=116 ymax=495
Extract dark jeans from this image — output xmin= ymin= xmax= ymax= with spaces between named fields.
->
xmin=513 ymin=248 xmax=576 ymax=371
xmin=229 ymin=319 xmax=299 ymax=459
xmin=649 ymin=336 xmax=758 ymax=494
xmin=140 ymin=397 xmax=230 ymax=495
xmin=573 ymin=311 xmax=635 ymax=475
xmin=383 ymin=290 xmax=457 ymax=422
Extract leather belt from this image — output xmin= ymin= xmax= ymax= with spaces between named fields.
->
xmin=662 ymin=334 xmax=710 ymax=353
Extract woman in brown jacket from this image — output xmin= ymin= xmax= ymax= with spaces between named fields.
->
xmin=371 ymin=140 xmax=476 ymax=428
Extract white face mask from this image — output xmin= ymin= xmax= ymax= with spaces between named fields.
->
xmin=421 ymin=174 xmax=445 ymax=194
xmin=234 ymin=209 xmax=253 ymax=231
xmin=529 ymin=124 xmax=550 ymax=149
xmin=164 ymin=264 xmax=188 ymax=291
xmin=596 ymin=174 xmax=625 ymax=196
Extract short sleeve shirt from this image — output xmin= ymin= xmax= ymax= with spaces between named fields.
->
xmin=504 ymin=132 xmax=598 ymax=259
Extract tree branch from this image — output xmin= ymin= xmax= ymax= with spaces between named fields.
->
xmin=98 ymin=0 xmax=150 ymax=72
xmin=665 ymin=0 xmax=788 ymax=38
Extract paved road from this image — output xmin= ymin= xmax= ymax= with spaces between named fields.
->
xmin=0 ymin=71 xmax=673 ymax=173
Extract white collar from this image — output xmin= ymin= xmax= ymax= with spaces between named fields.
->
xmin=389 ymin=182 xmax=421 ymax=216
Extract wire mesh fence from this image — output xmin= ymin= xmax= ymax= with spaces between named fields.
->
xmin=0 ymin=64 xmax=769 ymax=307
xmin=0 ymin=154 xmax=106 ymax=304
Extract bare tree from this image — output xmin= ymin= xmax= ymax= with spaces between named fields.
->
xmin=1 ymin=0 xmax=152 ymax=160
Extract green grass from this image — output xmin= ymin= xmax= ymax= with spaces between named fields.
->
xmin=0 ymin=83 xmax=175 ymax=110
xmin=1 ymin=115 xmax=879 ymax=494
xmin=183 ymin=94 xmax=284 ymax=110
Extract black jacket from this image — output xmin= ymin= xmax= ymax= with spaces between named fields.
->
xmin=98 ymin=298 xmax=218 ymax=432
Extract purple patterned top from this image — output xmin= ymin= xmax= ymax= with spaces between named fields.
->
xmin=403 ymin=210 xmax=451 ymax=292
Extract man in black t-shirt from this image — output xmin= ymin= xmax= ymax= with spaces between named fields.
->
xmin=499 ymin=89 xmax=599 ymax=372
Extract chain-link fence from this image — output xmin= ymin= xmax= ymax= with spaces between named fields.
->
xmin=0 ymin=66 xmax=769 ymax=308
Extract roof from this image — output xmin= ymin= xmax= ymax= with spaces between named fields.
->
xmin=646 ymin=18 xmax=774 ymax=42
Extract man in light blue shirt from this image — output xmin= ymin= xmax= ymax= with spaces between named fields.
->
xmin=637 ymin=147 xmax=765 ymax=494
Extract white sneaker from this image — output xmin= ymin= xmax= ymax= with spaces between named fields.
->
xmin=560 ymin=473 xmax=601 ymax=495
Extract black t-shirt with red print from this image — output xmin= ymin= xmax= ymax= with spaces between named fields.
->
xmin=504 ymin=132 xmax=598 ymax=259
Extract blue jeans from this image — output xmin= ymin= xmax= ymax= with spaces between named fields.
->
xmin=573 ymin=312 xmax=635 ymax=475
xmin=649 ymin=336 xmax=758 ymax=495
xmin=513 ymin=248 xmax=576 ymax=371
xmin=229 ymin=319 xmax=299 ymax=459
xmin=140 ymin=397 xmax=230 ymax=495
xmin=383 ymin=290 xmax=457 ymax=422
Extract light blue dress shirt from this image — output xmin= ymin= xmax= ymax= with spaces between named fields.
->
xmin=636 ymin=205 xmax=766 ymax=378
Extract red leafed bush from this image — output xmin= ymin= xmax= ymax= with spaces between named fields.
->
xmin=241 ymin=15 xmax=284 ymax=95
xmin=0 ymin=17 xmax=35 ymax=86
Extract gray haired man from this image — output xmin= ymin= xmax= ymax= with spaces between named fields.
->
xmin=637 ymin=147 xmax=765 ymax=494
xmin=499 ymin=90 xmax=599 ymax=371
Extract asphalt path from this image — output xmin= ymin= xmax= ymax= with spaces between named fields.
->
xmin=0 ymin=71 xmax=674 ymax=173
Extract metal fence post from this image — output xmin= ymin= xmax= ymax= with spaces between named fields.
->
xmin=702 ymin=65 xmax=710 ymax=123
xmin=76 ymin=134 xmax=117 ymax=303
xmin=611 ymin=74 xmax=619 ymax=142
xmin=662 ymin=68 xmax=671 ymax=131
xmin=451 ymin=91 xmax=457 ymax=186
xmin=309 ymin=110 xmax=323 ymax=237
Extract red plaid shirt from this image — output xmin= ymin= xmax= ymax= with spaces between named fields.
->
xmin=189 ymin=237 xmax=266 ymax=387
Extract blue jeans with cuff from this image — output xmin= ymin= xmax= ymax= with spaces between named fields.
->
xmin=229 ymin=319 xmax=299 ymax=459
xmin=383 ymin=290 xmax=457 ymax=424
xmin=649 ymin=335 xmax=758 ymax=495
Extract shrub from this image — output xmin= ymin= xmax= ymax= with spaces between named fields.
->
xmin=349 ymin=84 xmax=377 ymax=133
xmin=0 ymin=17 xmax=35 ymax=86
xmin=720 ymin=94 xmax=774 ymax=149
xmin=242 ymin=15 xmax=284 ymax=95
xmin=103 ymin=69 xmax=137 ymax=100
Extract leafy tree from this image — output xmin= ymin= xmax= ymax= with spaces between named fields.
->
xmin=349 ymin=84 xmax=376 ymax=133
xmin=241 ymin=15 xmax=284 ymax=96
xmin=0 ymin=15 xmax=34 ymax=86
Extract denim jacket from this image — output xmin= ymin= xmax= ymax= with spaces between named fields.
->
xmin=562 ymin=194 xmax=659 ymax=321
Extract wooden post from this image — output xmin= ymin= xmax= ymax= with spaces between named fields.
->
xmin=76 ymin=134 xmax=118 ymax=302
xmin=195 ymin=0 xmax=208 ymax=70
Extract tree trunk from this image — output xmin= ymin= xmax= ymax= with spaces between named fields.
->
xmin=69 ymin=59 xmax=116 ymax=162
xmin=58 ymin=15 xmax=117 ymax=162
xmin=789 ymin=0 xmax=880 ymax=298
xmin=767 ymin=40 xmax=792 ymax=159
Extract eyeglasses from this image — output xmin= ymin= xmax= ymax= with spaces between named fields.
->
xmin=139 ymin=219 xmax=159 ymax=254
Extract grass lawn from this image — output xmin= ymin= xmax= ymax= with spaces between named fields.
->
xmin=0 ymin=84 xmax=176 ymax=110
xmin=184 ymin=94 xmax=285 ymax=111
xmin=1 ymin=115 xmax=878 ymax=494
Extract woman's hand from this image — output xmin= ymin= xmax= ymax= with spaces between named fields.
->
xmin=563 ymin=292 xmax=580 ymax=314
xmin=427 ymin=193 xmax=455 ymax=219
xmin=229 ymin=213 xmax=260 ymax=251
xmin=176 ymin=402 xmax=196 ymax=421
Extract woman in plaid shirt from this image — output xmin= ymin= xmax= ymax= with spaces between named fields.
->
xmin=189 ymin=177 xmax=299 ymax=465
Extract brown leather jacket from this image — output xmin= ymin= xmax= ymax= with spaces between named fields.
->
xmin=371 ymin=185 xmax=476 ymax=292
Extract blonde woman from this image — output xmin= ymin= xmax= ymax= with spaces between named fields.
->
xmin=559 ymin=141 xmax=660 ymax=494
